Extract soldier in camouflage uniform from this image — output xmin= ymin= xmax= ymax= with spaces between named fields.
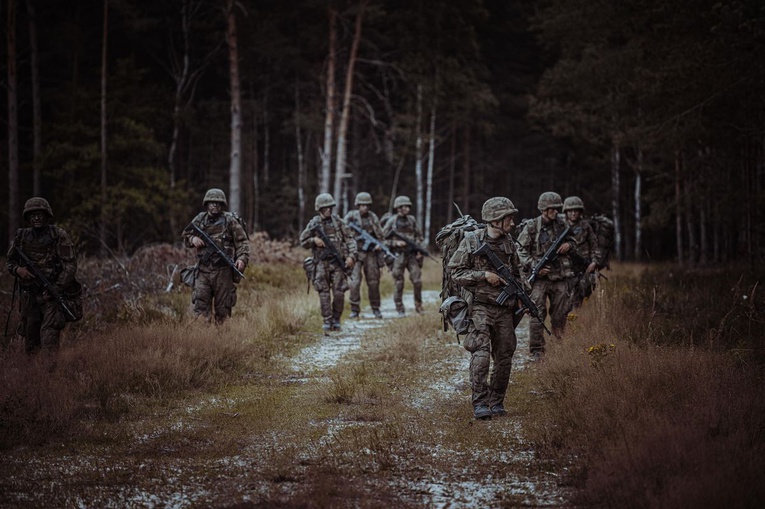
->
xmin=183 ymin=188 xmax=249 ymax=324
xmin=344 ymin=192 xmax=385 ymax=319
xmin=383 ymin=195 xmax=425 ymax=316
xmin=300 ymin=193 xmax=357 ymax=333
xmin=563 ymin=196 xmax=602 ymax=309
xmin=517 ymin=192 xmax=577 ymax=358
xmin=6 ymin=197 xmax=77 ymax=352
xmin=448 ymin=197 xmax=523 ymax=420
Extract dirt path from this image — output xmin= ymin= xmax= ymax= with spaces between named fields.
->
xmin=0 ymin=290 xmax=568 ymax=508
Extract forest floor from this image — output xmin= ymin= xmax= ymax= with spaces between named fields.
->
xmin=0 ymin=286 xmax=569 ymax=508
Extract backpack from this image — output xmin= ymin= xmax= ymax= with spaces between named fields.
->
xmin=588 ymin=214 xmax=615 ymax=269
xmin=435 ymin=214 xmax=486 ymax=302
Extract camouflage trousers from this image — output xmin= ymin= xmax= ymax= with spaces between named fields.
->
xmin=569 ymin=273 xmax=596 ymax=310
xmin=462 ymin=302 xmax=517 ymax=409
xmin=313 ymin=259 xmax=349 ymax=326
xmin=193 ymin=265 xmax=237 ymax=324
xmin=529 ymin=278 xmax=570 ymax=353
xmin=349 ymin=251 xmax=381 ymax=313
xmin=18 ymin=288 xmax=66 ymax=352
xmin=391 ymin=253 xmax=422 ymax=313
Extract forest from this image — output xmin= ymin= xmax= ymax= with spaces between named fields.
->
xmin=2 ymin=0 xmax=764 ymax=264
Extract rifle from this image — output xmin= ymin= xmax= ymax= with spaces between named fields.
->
xmin=347 ymin=222 xmax=395 ymax=261
xmin=387 ymin=230 xmax=437 ymax=261
xmin=310 ymin=225 xmax=351 ymax=276
xmin=528 ymin=225 xmax=572 ymax=285
xmin=13 ymin=246 xmax=77 ymax=322
xmin=186 ymin=222 xmax=246 ymax=280
xmin=473 ymin=243 xmax=552 ymax=335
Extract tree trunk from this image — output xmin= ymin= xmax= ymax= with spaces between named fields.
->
xmin=25 ymin=0 xmax=41 ymax=197
xmin=414 ymin=84 xmax=424 ymax=229
xmin=461 ymin=126 xmax=471 ymax=213
xmin=295 ymin=80 xmax=306 ymax=231
xmin=447 ymin=122 xmax=456 ymax=223
xmin=634 ymin=149 xmax=642 ymax=261
xmin=424 ymin=100 xmax=436 ymax=245
xmin=262 ymin=92 xmax=269 ymax=187
xmin=333 ymin=0 xmax=367 ymax=205
xmin=320 ymin=7 xmax=337 ymax=195
xmin=610 ymin=141 xmax=621 ymax=263
xmin=674 ymin=150 xmax=684 ymax=265
xmin=225 ymin=0 xmax=242 ymax=215
xmin=684 ymin=175 xmax=696 ymax=266
xmin=251 ymin=100 xmax=260 ymax=231
xmin=100 ymin=0 xmax=109 ymax=254
xmin=7 ymin=0 xmax=20 ymax=246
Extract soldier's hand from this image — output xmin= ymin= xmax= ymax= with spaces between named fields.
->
xmin=586 ymin=261 xmax=597 ymax=273
xmin=485 ymin=271 xmax=502 ymax=286
xmin=373 ymin=245 xmax=381 ymax=251
xmin=539 ymin=267 xmax=551 ymax=276
xmin=15 ymin=266 xmax=33 ymax=280
xmin=345 ymin=256 xmax=355 ymax=269
xmin=395 ymin=240 xmax=407 ymax=248
xmin=415 ymin=252 xmax=423 ymax=261
xmin=313 ymin=236 xmax=325 ymax=248
xmin=557 ymin=242 xmax=571 ymax=254
xmin=190 ymin=236 xmax=205 ymax=248
xmin=235 ymin=260 xmax=246 ymax=272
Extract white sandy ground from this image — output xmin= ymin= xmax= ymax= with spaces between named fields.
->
xmin=0 ymin=289 xmax=568 ymax=508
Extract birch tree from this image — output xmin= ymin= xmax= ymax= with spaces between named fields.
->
xmin=100 ymin=0 xmax=109 ymax=253
xmin=225 ymin=0 xmax=242 ymax=215
xmin=320 ymin=7 xmax=337 ymax=194
xmin=7 ymin=0 xmax=20 ymax=245
xmin=25 ymin=0 xmax=41 ymax=196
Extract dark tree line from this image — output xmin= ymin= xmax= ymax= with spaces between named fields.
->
xmin=2 ymin=0 xmax=763 ymax=266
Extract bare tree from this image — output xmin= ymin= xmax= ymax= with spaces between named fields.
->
xmin=424 ymin=100 xmax=436 ymax=245
xmin=225 ymin=0 xmax=242 ymax=215
xmin=320 ymin=6 xmax=337 ymax=194
xmin=7 ymin=0 xmax=20 ymax=245
xmin=295 ymin=80 xmax=306 ymax=230
xmin=414 ymin=84 xmax=424 ymax=228
xmin=333 ymin=0 xmax=368 ymax=213
xmin=610 ymin=141 xmax=621 ymax=263
xmin=100 ymin=0 xmax=109 ymax=253
xmin=25 ymin=0 xmax=41 ymax=196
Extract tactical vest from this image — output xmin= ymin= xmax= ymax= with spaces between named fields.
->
xmin=311 ymin=214 xmax=347 ymax=261
xmin=193 ymin=212 xmax=237 ymax=266
xmin=466 ymin=230 xmax=518 ymax=305
xmin=524 ymin=215 xmax=574 ymax=279
xmin=15 ymin=226 xmax=63 ymax=282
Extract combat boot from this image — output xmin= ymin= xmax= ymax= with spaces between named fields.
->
xmin=474 ymin=405 xmax=492 ymax=420
xmin=349 ymin=310 xmax=360 ymax=319
xmin=373 ymin=309 xmax=383 ymax=319
xmin=491 ymin=404 xmax=507 ymax=417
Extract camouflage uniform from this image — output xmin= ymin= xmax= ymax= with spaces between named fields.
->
xmin=383 ymin=196 xmax=424 ymax=315
xmin=517 ymin=192 xmax=577 ymax=355
xmin=300 ymin=197 xmax=357 ymax=331
xmin=344 ymin=200 xmax=385 ymax=318
xmin=183 ymin=189 xmax=249 ymax=324
xmin=563 ymin=196 xmax=602 ymax=309
xmin=6 ymin=198 xmax=77 ymax=352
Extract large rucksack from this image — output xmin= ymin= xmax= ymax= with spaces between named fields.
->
xmin=588 ymin=214 xmax=615 ymax=269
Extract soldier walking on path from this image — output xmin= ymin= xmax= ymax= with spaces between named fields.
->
xmin=447 ymin=197 xmax=524 ymax=420
xmin=517 ymin=192 xmax=577 ymax=359
xmin=383 ymin=195 xmax=425 ymax=316
xmin=300 ymin=193 xmax=357 ymax=334
xmin=6 ymin=198 xmax=78 ymax=352
xmin=562 ymin=196 xmax=602 ymax=310
xmin=344 ymin=192 xmax=385 ymax=319
xmin=183 ymin=188 xmax=249 ymax=324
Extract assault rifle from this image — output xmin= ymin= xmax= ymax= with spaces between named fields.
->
xmin=473 ymin=243 xmax=552 ymax=335
xmin=14 ymin=246 xmax=77 ymax=322
xmin=528 ymin=225 xmax=572 ymax=285
xmin=310 ymin=225 xmax=351 ymax=275
xmin=348 ymin=222 xmax=396 ymax=262
xmin=387 ymin=230 xmax=438 ymax=261
xmin=186 ymin=222 xmax=246 ymax=280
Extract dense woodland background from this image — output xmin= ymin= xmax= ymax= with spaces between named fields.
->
xmin=2 ymin=0 xmax=764 ymax=265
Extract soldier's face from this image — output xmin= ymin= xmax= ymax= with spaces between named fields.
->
xmin=566 ymin=210 xmax=581 ymax=222
xmin=358 ymin=204 xmax=370 ymax=215
xmin=319 ymin=206 xmax=333 ymax=218
xmin=542 ymin=208 xmax=559 ymax=221
xmin=500 ymin=215 xmax=515 ymax=234
xmin=398 ymin=205 xmax=410 ymax=216
xmin=207 ymin=202 xmax=223 ymax=216
xmin=27 ymin=211 xmax=47 ymax=229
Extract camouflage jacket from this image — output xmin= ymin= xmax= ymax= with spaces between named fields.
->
xmin=382 ymin=214 xmax=425 ymax=253
xmin=343 ymin=210 xmax=385 ymax=252
xmin=300 ymin=214 xmax=357 ymax=263
xmin=447 ymin=229 xmax=523 ymax=306
xmin=567 ymin=217 xmax=602 ymax=269
xmin=183 ymin=211 xmax=250 ymax=268
xmin=6 ymin=225 xmax=77 ymax=291
xmin=516 ymin=214 xmax=577 ymax=281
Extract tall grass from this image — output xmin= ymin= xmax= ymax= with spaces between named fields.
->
xmin=525 ymin=263 xmax=765 ymax=507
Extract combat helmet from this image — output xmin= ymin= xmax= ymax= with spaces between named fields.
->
xmin=393 ymin=195 xmax=412 ymax=209
xmin=354 ymin=192 xmax=373 ymax=206
xmin=563 ymin=196 xmax=585 ymax=212
xmin=315 ymin=193 xmax=336 ymax=211
xmin=481 ymin=197 xmax=518 ymax=222
xmin=23 ymin=197 xmax=54 ymax=220
xmin=537 ymin=191 xmax=563 ymax=211
xmin=203 ymin=188 xmax=228 ymax=207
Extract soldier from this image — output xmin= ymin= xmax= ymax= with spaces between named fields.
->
xmin=344 ymin=192 xmax=385 ymax=319
xmin=383 ymin=195 xmax=425 ymax=316
xmin=517 ymin=191 xmax=577 ymax=358
xmin=563 ymin=196 xmax=602 ymax=309
xmin=300 ymin=193 xmax=356 ymax=333
xmin=448 ymin=197 xmax=523 ymax=420
xmin=183 ymin=188 xmax=249 ymax=324
xmin=6 ymin=197 xmax=78 ymax=352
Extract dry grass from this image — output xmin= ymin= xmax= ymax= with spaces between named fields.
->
xmin=524 ymin=263 xmax=765 ymax=507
